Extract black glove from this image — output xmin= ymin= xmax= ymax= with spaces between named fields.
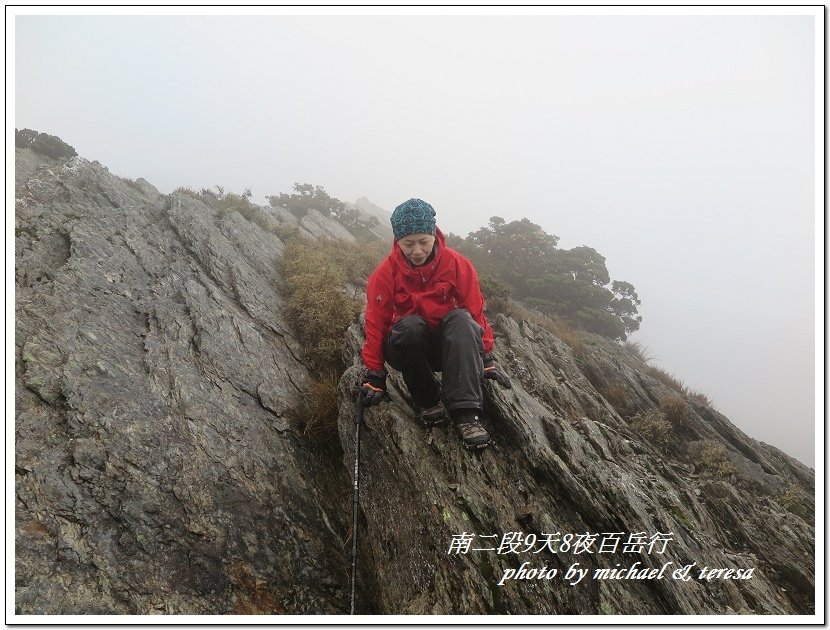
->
xmin=359 ymin=368 xmax=391 ymax=407
xmin=483 ymin=354 xmax=512 ymax=389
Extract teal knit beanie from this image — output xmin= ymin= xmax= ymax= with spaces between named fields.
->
xmin=390 ymin=198 xmax=436 ymax=240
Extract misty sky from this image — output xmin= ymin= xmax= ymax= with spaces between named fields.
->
xmin=12 ymin=10 xmax=819 ymax=466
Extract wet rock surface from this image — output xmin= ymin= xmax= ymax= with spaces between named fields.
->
xmin=337 ymin=316 xmax=814 ymax=614
xmin=15 ymin=148 xmax=349 ymax=614
xmin=16 ymin=145 xmax=814 ymax=616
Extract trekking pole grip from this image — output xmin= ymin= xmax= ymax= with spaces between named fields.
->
xmin=355 ymin=398 xmax=364 ymax=425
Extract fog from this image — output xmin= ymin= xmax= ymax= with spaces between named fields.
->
xmin=12 ymin=10 xmax=819 ymax=466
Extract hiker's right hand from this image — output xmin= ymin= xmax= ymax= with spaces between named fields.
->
xmin=360 ymin=368 xmax=391 ymax=406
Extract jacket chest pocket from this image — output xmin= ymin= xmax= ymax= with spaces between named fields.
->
xmin=393 ymin=291 xmax=413 ymax=312
xmin=433 ymin=281 xmax=455 ymax=303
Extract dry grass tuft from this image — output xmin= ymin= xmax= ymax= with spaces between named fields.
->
xmin=481 ymin=297 xmax=586 ymax=353
xmin=775 ymin=484 xmax=811 ymax=519
xmin=174 ymin=186 xmax=221 ymax=207
xmin=630 ymin=410 xmax=671 ymax=452
xmin=217 ymin=192 xmax=257 ymax=220
xmin=645 ymin=365 xmax=686 ymax=394
xmin=279 ymin=232 xmax=387 ymax=287
xmin=688 ymin=390 xmax=713 ymax=408
xmin=276 ymin=235 xmax=386 ymax=443
xmin=660 ymin=395 xmax=689 ymax=430
xmin=692 ymin=440 xmax=736 ymax=477
xmin=623 ymin=340 xmax=654 ymax=365
xmin=279 ymin=239 xmax=362 ymax=371
xmin=293 ymin=371 xmax=341 ymax=441
xmin=485 ymin=295 xmax=517 ymax=318
xmin=273 ymin=223 xmax=301 ymax=242
xmin=119 ymin=176 xmax=144 ymax=193
xmin=316 ymin=237 xmax=388 ymax=287
xmin=550 ymin=317 xmax=585 ymax=354
xmin=600 ymin=383 xmax=630 ymax=417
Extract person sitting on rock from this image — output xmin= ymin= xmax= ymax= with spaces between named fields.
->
xmin=358 ymin=198 xmax=512 ymax=450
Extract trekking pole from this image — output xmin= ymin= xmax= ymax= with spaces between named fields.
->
xmin=350 ymin=392 xmax=364 ymax=615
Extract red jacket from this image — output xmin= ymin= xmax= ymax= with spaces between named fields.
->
xmin=362 ymin=228 xmax=495 ymax=371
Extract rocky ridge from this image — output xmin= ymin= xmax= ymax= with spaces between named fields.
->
xmin=14 ymin=144 xmax=814 ymax=615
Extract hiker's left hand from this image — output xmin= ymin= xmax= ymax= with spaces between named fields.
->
xmin=359 ymin=368 xmax=391 ymax=406
xmin=483 ymin=354 xmax=512 ymax=389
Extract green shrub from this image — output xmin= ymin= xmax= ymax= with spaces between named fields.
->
xmin=16 ymin=129 xmax=77 ymax=160
xmin=483 ymin=294 xmax=515 ymax=317
xmin=480 ymin=274 xmax=514 ymax=317
xmin=457 ymin=216 xmax=642 ymax=340
xmin=479 ymin=274 xmax=512 ymax=302
xmin=15 ymin=128 xmax=39 ymax=148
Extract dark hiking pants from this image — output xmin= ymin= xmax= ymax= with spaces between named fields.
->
xmin=385 ymin=309 xmax=485 ymax=412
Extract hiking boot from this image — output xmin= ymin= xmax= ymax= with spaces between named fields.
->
xmin=420 ymin=401 xmax=447 ymax=427
xmin=452 ymin=411 xmax=491 ymax=450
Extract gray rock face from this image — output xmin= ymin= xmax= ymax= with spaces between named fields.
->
xmin=299 ymin=208 xmax=356 ymax=241
xmin=262 ymin=203 xmax=356 ymax=242
xmin=350 ymin=197 xmax=393 ymax=241
xmin=337 ymin=317 xmax=814 ymax=614
xmin=352 ymin=196 xmax=390 ymax=226
xmin=15 ymin=148 xmax=349 ymax=614
xmin=16 ymin=144 xmax=814 ymax=616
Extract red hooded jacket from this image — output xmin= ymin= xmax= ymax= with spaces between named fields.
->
xmin=361 ymin=228 xmax=495 ymax=371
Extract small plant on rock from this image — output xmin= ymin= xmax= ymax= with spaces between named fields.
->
xmin=630 ymin=410 xmax=671 ymax=452
xmin=278 ymin=237 xmax=365 ymax=439
xmin=623 ymin=340 xmax=654 ymax=365
xmin=479 ymin=274 xmax=513 ymax=315
xmin=693 ymin=440 xmax=736 ymax=477
xmin=217 ymin=192 xmax=256 ymax=221
xmin=600 ymin=383 xmax=630 ymax=417
xmin=119 ymin=176 xmax=145 ymax=193
xmin=776 ymin=484 xmax=811 ymax=519
xmin=646 ymin=365 xmax=686 ymax=394
xmin=688 ymin=390 xmax=713 ymax=408
xmin=660 ymin=395 xmax=689 ymax=430
xmin=294 ymin=371 xmax=341 ymax=442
